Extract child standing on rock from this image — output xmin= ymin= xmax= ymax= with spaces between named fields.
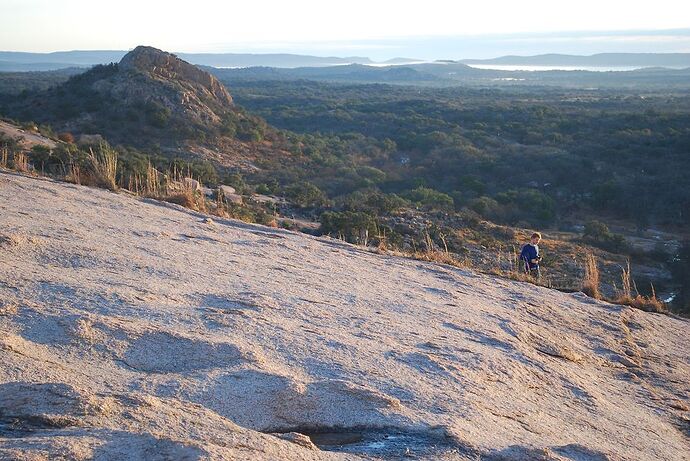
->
xmin=520 ymin=232 xmax=542 ymax=278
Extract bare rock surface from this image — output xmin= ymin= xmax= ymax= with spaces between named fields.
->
xmin=0 ymin=171 xmax=688 ymax=460
xmin=0 ymin=121 xmax=57 ymax=150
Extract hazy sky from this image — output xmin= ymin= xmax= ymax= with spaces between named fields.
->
xmin=1 ymin=0 xmax=689 ymax=58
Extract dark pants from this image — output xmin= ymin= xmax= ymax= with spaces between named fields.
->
xmin=523 ymin=259 xmax=541 ymax=278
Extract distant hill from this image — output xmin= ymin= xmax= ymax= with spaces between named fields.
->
xmin=208 ymin=60 xmax=690 ymax=89
xmin=0 ymin=50 xmax=128 ymax=68
xmin=0 ymin=46 xmax=268 ymax=147
xmin=0 ymin=50 xmax=375 ymax=71
xmin=4 ymin=50 xmax=690 ymax=73
xmin=460 ymin=53 xmax=690 ymax=68
xmin=208 ymin=63 xmax=446 ymax=84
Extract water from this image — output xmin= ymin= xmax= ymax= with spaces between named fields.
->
xmin=467 ymin=64 xmax=648 ymax=72
xmin=306 ymin=429 xmax=466 ymax=459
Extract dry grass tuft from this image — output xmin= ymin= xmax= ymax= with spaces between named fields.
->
xmin=164 ymin=167 xmax=206 ymax=212
xmin=127 ymin=164 xmax=208 ymax=212
xmin=612 ymin=261 xmax=666 ymax=312
xmin=164 ymin=191 xmax=199 ymax=210
xmin=128 ymin=163 xmax=163 ymax=197
xmin=86 ymin=144 xmax=118 ymax=190
xmin=0 ymin=147 xmax=9 ymax=169
xmin=628 ymin=292 xmax=666 ymax=313
xmin=11 ymin=152 xmax=30 ymax=172
xmin=409 ymin=231 xmax=468 ymax=268
xmin=65 ymin=164 xmax=81 ymax=185
xmin=581 ymin=253 xmax=601 ymax=299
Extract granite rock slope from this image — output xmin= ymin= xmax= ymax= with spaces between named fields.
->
xmin=0 ymin=171 xmax=688 ymax=460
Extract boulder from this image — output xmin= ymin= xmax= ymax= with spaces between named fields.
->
xmin=167 ymin=177 xmax=201 ymax=193
xmin=220 ymin=185 xmax=236 ymax=196
xmin=225 ymin=193 xmax=243 ymax=205
xmin=77 ymin=134 xmax=105 ymax=146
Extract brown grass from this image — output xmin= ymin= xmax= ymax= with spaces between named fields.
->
xmin=12 ymin=152 xmax=30 ymax=172
xmin=164 ymin=168 xmax=206 ymax=212
xmin=0 ymin=147 xmax=8 ymax=169
xmin=627 ymin=293 xmax=666 ymax=313
xmin=612 ymin=261 xmax=666 ymax=312
xmin=0 ymin=148 xmax=32 ymax=173
xmin=65 ymin=164 xmax=81 ymax=185
xmin=408 ymin=231 xmax=468 ymax=268
xmin=213 ymin=187 xmax=229 ymax=217
xmin=128 ymin=164 xmax=208 ymax=212
xmin=128 ymin=163 xmax=163 ymax=197
xmin=581 ymin=253 xmax=601 ymax=299
xmin=85 ymin=144 xmax=118 ymax=190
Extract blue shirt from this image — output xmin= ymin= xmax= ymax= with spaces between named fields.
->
xmin=520 ymin=244 xmax=540 ymax=269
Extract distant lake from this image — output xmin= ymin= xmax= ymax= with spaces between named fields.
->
xmin=466 ymin=64 xmax=681 ymax=72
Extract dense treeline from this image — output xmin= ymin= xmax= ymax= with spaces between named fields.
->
xmin=224 ymin=80 xmax=690 ymax=228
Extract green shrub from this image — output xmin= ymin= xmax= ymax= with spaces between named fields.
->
xmin=404 ymin=186 xmax=454 ymax=211
xmin=285 ymin=181 xmax=328 ymax=208
xmin=583 ymin=220 xmax=629 ymax=253
xmin=320 ymin=211 xmax=377 ymax=244
xmin=584 ymin=220 xmax=612 ymax=241
xmin=343 ymin=190 xmax=409 ymax=215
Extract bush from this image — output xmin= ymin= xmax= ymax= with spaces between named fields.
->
xmin=255 ymin=183 xmax=271 ymax=194
xmin=495 ymin=189 xmax=556 ymax=225
xmin=320 ymin=211 xmax=377 ymax=244
xmin=583 ymin=220 xmax=629 ymax=253
xmin=223 ymin=172 xmax=247 ymax=194
xmin=144 ymin=101 xmax=171 ymax=128
xmin=285 ymin=181 xmax=328 ymax=208
xmin=343 ymin=190 xmax=409 ymax=215
xmin=58 ymin=132 xmax=75 ymax=143
xmin=584 ymin=220 xmax=612 ymax=241
xmin=404 ymin=186 xmax=454 ymax=211
xmin=469 ymin=196 xmax=500 ymax=217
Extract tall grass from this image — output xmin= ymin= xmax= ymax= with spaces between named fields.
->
xmin=0 ymin=147 xmax=8 ymax=169
xmin=579 ymin=255 xmax=665 ymax=312
xmin=66 ymin=164 xmax=81 ymax=185
xmin=12 ymin=152 xmax=30 ymax=172
xmin=0 ymin=146 xmax=29 ymax=172
xmin=127 ymin=163 xmax=206 ymax=212
xmin=128 ymin=162 xmax=163 ymax=197
xmin=410 ymin=230 xmax=464 ymax=267
xmin=86 ymin=144 xmax=118 ymax=190
xmin=581 ymin=253 xmax=601 ymax=299
xmin=163 ymin=166 xmax=206 ymax=212
xmin=613 ymin=260 xmax=665 ymax=312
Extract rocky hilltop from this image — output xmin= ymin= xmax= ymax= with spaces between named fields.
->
xmin=1 ymin=46 xmax=255 ymax=147
xmin=106 ymin=45 xmax=233 ymax=124
xmin=0 ymin=171 xmax=689 ymax=460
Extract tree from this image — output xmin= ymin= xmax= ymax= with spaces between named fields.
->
xmin=285 ymin=182 xmax=327 ymax=208
xmin=583 ymin=220 xmax=612 ymax=241
xmin=58 ymin=132 xmax=75 ymax=143
xmin=320 ymin=211 xmax=377 ymax=244
xmin=404 ymin=187 xmax=454 ymax=211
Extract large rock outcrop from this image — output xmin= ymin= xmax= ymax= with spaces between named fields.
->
xmin=2 ymin=46 xmax=243 ymax=146
xmin=101 ymin=45 xmax=233 ymax=125
xmin=1 ymin=171 xmax=689 ymax=460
